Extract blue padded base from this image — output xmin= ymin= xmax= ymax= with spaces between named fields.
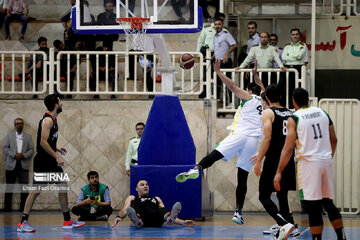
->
xmin=130 ymin=165 xmax=202 ymax=219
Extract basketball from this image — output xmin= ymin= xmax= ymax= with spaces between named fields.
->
xmin=179 ymin=53 xmax=195 ymax=70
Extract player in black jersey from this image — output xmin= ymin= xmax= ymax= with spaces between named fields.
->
xmin=17 ymin=94 xmax=85 ymax=233
xmin=250 ymin=84 xmax=297 ymax=240
xmin=112 ymin=179 xmax=194 ymax=228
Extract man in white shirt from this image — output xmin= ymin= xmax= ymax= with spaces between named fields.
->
xmin=125 ymin=122 xmax=145 ymax=176
xmin=2 ymin=118 xmax=34 ymax=212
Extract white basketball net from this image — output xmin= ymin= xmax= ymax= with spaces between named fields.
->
xmin=117 ymin=17 xmax=150 ymax=51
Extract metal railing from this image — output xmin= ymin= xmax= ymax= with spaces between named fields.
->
xmin=215 ymin=66 xmax=307 ymax=112
xmin=319 ymin=98 xmax=360 ymax=214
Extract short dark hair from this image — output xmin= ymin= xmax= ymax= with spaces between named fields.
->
xmin=265 ymin=84 xmax=281 ymax=103
xmin=37 ymin=36 xmax=47 ymax=45
xmin=136 ymin=179 xmax=147 ymax=186
xmin=247 ymin=82 xmax=261 ymax=96
xmin=214 ymin=17 xmax=223 ymax=23
xmin=214 ymin=12 xmax=225 ymax=19
xmin=290 ymin=28 xmax=302 ymax=36
xmin=103 ymin=0 xmax=113 ymax=6
xmin=136 ymin=122 xmax=145 ymax=128
xmin=53 ymin=39 xmax=62 ymax=49
xmin=269 ymin=34 xmax=278 ymax=40
xmin=292 ymin=88 xmax=309 ymax=107
xmin=87 ymin=171 xmax=99 ymax=179
xmin=247 ymin=21 xmax=257 ymax=28
xmin=44 ymin=94 xmax=59 ymax=111
xmin=14 ymin=117 xmax=24 ymax=125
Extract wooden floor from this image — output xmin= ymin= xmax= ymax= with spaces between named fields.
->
xmin=1 ymin=211 xmax=360 ymax=239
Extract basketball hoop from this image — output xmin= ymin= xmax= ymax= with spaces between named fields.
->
xmin=117 ymin=17 xmax=150 ymax=51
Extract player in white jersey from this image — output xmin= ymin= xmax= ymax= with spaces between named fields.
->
xmin=274 ymin=88 xmax=346 ymax=240
xmin=175 ymin=60 xmax=264 ymax=225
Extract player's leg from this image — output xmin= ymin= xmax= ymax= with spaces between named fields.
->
xmin=175 ymin=150 xmax=223 ymax=183
xmin=58 ymin=183 xmax=85 ymax=229
xmin=232 ymin=167 xmax=248 ymax=224
xmin=304 ymin=200 xmax=324 ymax=239
xmin=17 ymin=191 xmax=40 ymax=232
xmin=128 ymin=200 xmax=144 ymax=227
xmin=176 ymin=134 xmax=239 ymax=183
xmin=277 ymin=189 xmax=300 ymax=237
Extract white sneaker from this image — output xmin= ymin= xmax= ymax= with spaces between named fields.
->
xmin=175 ymin=168 xmax=199 ymax=183
xmin=276 ymin=223 xmax=294 ymax=240
xmin=290 ymin=225 xmax=300 ymax=237
xmin=232 ymin=211 xmax=245 ymax=225
xmin=126 ymin=207 xmax=143 ymax=228
xmin=263 ymin=224 xmax=279 ymax=234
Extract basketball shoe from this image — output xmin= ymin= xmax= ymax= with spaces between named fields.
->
xmin=275 ymin=223 xmax=294 ymax=240
xmin=17 ymin=220 xmax=36 ymax=232
xmin=166 ymin=202 xmax=181 ymax=224
xmin=126 ymin=207 xmax=143 ymax=228
xmin=232 ymin=211 xmax=245 ymax=225
xmin=63 ymin=218 xmax=85 ymax=229
xmin=175 ymin=168 xmax=199 ymax=183
xmin=263 ymin=224 xmax=279 ymax=234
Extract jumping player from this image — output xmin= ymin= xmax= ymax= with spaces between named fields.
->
xmin=274 ymin=88 xmax=346 ymax=240
xmin=17 ymin=94 xmax=85 ymax=232
xmin=112 ymin=179 xmax=194 ymax=228
xmin=176 ymin=60 xmax=265 ymax=225
xmin=250 ymin=84 xmax=297 ymax=239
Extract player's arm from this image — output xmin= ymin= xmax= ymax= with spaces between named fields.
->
xmin=251 ymin=60 xmax=265 ymax=93
xmin=174 ymin=218 xmax=195 ymax=226
xmin=214 ymin=59 xmax=251 ymax=100
xmin=155 ymin=196 xmax=165 ymax=208
xmin=40 ymin=117 xmax=64 ymax=166
xmin=112 ymin=195 xmax=135 ymax=227
xmin=252 ymin=109 xmax=274 ymax=177
xmin=273 ymin=117 xmax=297 ymax=191
xmin=329 ymin=124 xmax=337 ymax=158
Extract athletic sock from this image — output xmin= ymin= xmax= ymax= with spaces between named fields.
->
xmin=335 ymin=227 xmax=346 ymax=240
xmin=21 ymin=213 xmax=29 ymax=223
xmin=63 ymin=211 xmax=71 ymax=222
xmin=195 ymin=165 xmax=202 ymax=171
xmin=313 ymin=234 xmax=322 ymax=240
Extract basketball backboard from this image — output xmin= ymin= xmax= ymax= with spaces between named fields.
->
xmin=72 ymin=0 xmax=202 ymax=34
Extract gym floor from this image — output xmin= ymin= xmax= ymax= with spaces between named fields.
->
xmin=1 ymin=212 xmax=359 ymax=239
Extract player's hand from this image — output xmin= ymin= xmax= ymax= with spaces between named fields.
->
xmin=126 ymin=170 xmax=130 ymax=176
xmin=56 ymin=155 xmax=65 ymax=167
xmin=273 ymin=173 xmax=282 ymax=191
xmin=214 ymin=59 xmax=221 ymax=72
xmin=57 ymin=148 xmax=67 ymax=155
xmin=254 ymin=160 xmax=261 ymax=177
xmin=249 ymin=152 xmax=259 ymax=165
xmin=112 ymin=216 xmax=122 ymax=228
xmin=183 ymin=220 xmax=195 ymax=227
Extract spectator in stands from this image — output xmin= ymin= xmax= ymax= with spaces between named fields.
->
xmin=97 ymin=0 xmax=119 ymax=49
xmin=2 ymin=117 xmax=34 ymax=212
xmin=243 ymin=21 xmax=260 ymax=87
xmin=199 ymin=0 xmax=219 ymax=22
xmin=4 ymin=0 xmax=28 ymax=40
xmin=237 ymin=32 xmax=285 ymax=88
xmin=72 ymin=171 xmax=112 ymax=221
xmin=25 ymin=37 xmax=49 ymax=99
xmin=125 ymin=122 xmax=145 ymax=176
xmin=53 ymin=39 xmax=77 ymax=98
xmin=0 ymin=0 xmax=8 ymax=31
xmin=269 ymin=34 xmax=283 ymax=68
xmin=171 ymin=0 xmax=194 ymax=23
xmin=280 ymin=28 xmax=308 ymax=108
xmin=197 ymin=12 xmax=225 ymax=98
xmin=89 ymin=41 xmax=117 ymax=99
xmin=213 ymin=17 xmax=237 ymax=106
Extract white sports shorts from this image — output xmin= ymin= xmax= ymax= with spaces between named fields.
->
xmin=297 ymin=158 xmax=334 ymax=201
xmin=215 ymin=134 xmax=259 ymax=172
